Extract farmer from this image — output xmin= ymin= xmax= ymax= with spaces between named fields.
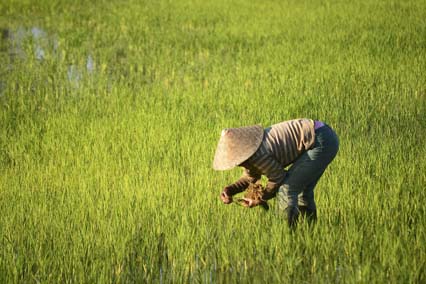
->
xmin=212 ymin=118 xmax=339 ymax=227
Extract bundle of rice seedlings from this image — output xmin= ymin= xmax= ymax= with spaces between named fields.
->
xmin=237 ymin=182 xmax=269 ymax=211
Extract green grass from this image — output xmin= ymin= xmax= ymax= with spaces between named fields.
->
xmin=1 ymin=0 xmax=425 ymax=282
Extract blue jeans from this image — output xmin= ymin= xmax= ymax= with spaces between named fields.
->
xmin=276 ymin=124 xmax=339 ymax=226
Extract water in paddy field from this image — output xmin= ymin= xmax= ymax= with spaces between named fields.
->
xmin=1 ymin=26 xmax=95 ymax=91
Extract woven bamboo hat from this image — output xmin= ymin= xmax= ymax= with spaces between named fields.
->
xmin=212 ymin=124 xmax=264 ymax=171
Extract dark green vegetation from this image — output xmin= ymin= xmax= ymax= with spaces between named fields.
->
xmin=1 ymin=0 xmax=425 ymax=282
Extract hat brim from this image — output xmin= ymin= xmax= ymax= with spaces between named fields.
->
xmin=212 ymin=125 xmax=264 ymax=170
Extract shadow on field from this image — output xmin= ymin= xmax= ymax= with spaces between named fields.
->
xmin=119 ymin=229 xmax=169 ymax=283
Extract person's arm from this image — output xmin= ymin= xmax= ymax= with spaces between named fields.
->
xmin=239 ymin=155 xmax=285 ymax=207
xmin=225 ymin=168 xmax=260 ymax=195
xmin=220 ymin=168 xmax=261 ymax=204
xmin=262 ymin=166 xmax=286 ymax=200
xmin=239 ymin=153 xmax=286 ymax=207
xmin=253 ymin=155 xmax=286 ymax=201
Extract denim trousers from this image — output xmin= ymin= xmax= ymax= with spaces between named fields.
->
xmin=276 ymin=124 xmax=339 ymax=224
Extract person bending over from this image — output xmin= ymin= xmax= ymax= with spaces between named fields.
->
xmin=212 ymin=118 xmax=339 ymax=227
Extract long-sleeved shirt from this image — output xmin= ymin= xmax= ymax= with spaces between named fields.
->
xmin=224 ymin=119 xmax=316 ymax=200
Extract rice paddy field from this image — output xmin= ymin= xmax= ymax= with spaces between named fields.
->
xmin=1 ymin=0 xmax=425 ymax=283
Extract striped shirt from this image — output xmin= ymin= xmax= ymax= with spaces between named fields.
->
xmin=225 ymin=119 xmax=316 ymax=200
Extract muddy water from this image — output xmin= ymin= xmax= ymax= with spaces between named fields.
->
xmin=1 ymin=26 xmax=96 ymax=91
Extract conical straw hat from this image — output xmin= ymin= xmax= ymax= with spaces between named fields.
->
xmin=212 ymin=124 xmax=264 ymax=171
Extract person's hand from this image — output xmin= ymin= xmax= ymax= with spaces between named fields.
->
xmin=239 ymin=197 xmax=261 ymax=208
xmin=220 ymin=189 xmax=233 ymax=204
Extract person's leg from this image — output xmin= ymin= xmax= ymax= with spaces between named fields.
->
xmin=276 ymin=124 xmax=339 ymax=227
xmin=298 ymin=176 xmax=321 ymax=224
xmin=276 ymin=185 xmax=300 ymax=227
